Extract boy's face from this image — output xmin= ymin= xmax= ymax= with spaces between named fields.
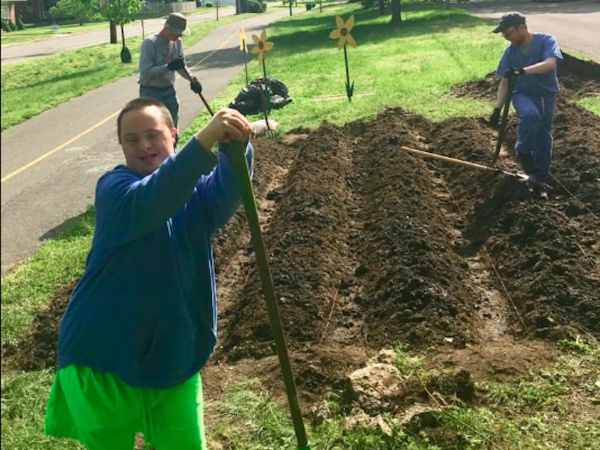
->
xmin=119 ymin=105 xmax=176 ymax=176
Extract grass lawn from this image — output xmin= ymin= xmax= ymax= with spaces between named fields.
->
xmin=0 ymin=6 xmax=220 ymax=46
xmin=2 ymin=3 xmax=599 ymax=449
xmin=0 ymin=12 xmax=252 ymax=131
xmin=0 ymin=22 xmax=108 ymax=46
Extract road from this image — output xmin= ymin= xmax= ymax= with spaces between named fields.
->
xmin=1 ymin=2 xmax=599 ymax=274
xmin=1 ymin=7 xmax=238 ymax=65
xmin=0 ymin=7 xmax=301 ymax=274
xmin=462 ymin=0 xmax=600 ymax=62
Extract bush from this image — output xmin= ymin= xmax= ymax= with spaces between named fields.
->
xmin=248 ymin=0 xmax=264 ymax=13
xmin=240 ymin=0 xmax=249 ymax=12
xmin=0 ymin=19 xmax=10 ymax=32
xmin=8 ymin=20 xmax=18 ymax=31
xmin=16 ymin=17 xmax=25 ymax=30
xmin=205 ymin=1 xmax=213 ymax=6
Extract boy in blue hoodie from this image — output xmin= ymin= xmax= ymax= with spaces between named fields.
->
xmin=44 ymin=97 xmax=254 ymax=450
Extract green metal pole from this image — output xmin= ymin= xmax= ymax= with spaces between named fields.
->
xmin=228 ymin=142 xmax=310 ymax=450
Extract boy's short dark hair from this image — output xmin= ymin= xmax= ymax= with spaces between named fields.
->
xmin=117 ymin=97 xmax=174 ymax=144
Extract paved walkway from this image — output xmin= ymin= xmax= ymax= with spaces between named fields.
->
xmin=462 ymin=0 xmax=600 ymax=62
xmin=1 ymin=7 xmax=238 ymax=64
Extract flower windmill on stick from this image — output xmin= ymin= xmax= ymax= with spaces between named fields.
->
xmin=251 ymin=30 xmax=274 ymax=81
xmin=329 ymin=15 xmax=356 ymax=102
xmin=250 ymin=30 xmax=276 ymax=133
xmin=238 ymin=27 xmax=249 ymax=86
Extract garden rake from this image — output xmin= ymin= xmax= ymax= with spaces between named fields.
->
xmin=399 ymin=145 xmax=550 ymax=188
xmin=182 ymin=66 xmax=214 ymax=116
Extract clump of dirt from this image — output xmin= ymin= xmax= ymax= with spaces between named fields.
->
xmin=4 ymin=54 xmax=599 ymax=445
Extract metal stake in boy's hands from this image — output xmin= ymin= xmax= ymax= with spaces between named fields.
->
xmin=227 ymin=141 xmax=310 ymax=450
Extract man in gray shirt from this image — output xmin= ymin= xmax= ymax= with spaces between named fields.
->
xmin=138 ymin=13 xmax=203 ymax=136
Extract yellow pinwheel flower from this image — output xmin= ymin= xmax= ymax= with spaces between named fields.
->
xmin=329 ymin=15 xmax=356 ymax=49
xmin=251 ymin=30 xmax=274 ymax=66
xmin=238 ymin=27 xmax=248 ymax=52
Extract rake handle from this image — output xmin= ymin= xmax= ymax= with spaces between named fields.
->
xmin=182 ymin=66 xmax=214 ymax=117
xmin=492 ymin=74 xmax=517 ymax=164
xmin=400 ymin=146 xmax=494 ymax=172
xmin=228 ymin=142 xmax=310 ymax=450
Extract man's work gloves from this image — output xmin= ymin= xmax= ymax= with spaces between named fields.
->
xmin=190 ymin=77 xmax=203 ymax=94
xmin=167 ymin=58 xmax=185 ymax=71
xmin=505 ymin=67 xmax=525 ymax=78
xmin=490 ymin=107 xmax=501 ymax=128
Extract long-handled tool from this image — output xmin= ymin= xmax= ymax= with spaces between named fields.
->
xmin=399 ymin=145 xmax=550 ymax=188
xmin=491 ymin=74 xmax=517 ymax=165
xmin=183 ymin=66 xmax=214 ymax=116
xmin=229 ymin=141 xmax=310 ymax=450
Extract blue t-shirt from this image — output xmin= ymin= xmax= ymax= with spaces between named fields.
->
xmin=57 ymin=137 xmax=254 ymax=389
xmin=496 ymin=33 xmax=563 ymax=97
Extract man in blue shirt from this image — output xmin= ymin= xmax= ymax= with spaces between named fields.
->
xmin=489 ymin=12 xmax=563 ymax=198
xmin=44 ymin=97 xmax=254 ymax=450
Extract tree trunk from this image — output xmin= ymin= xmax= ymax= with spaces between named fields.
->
xmin=378 ymin=0 xmax=385 ymax=15
xmin=390 ymin=0 xmax=402 ymax=24
xmin=109 ymin=20 xmax=117 ymax=44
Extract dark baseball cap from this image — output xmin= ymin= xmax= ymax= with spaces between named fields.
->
xmin=492 ymin=12 xmax=526 ymax=33
xmin=164 ymin=13 xmax=190 ymax=36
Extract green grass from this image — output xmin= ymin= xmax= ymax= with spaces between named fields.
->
xmin=1 ymin=370 xmax=84 ymax=449
xmin=181 ymin=4 xmax=518 ymax=141
xmin=209 ymin=336 xmax=600 ymax=449
xmin=2 ymin=3 xmax=599 ymax=449
xmin=0 ymin=22 xmax=109 ymax=45
xmin=0 ymin=13 xmax=252 ymax=131
xmin=1 ymin=206 xmax=95 ymax=347
xmin=0 ymin=7 xmax=222 ymax=45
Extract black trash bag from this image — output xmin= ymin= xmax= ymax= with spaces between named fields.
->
xmin=229 ymin=76 xmax=292 ymax=115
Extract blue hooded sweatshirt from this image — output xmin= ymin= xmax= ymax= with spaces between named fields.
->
xmin=57 ymin=136 xmax=253 ymax=389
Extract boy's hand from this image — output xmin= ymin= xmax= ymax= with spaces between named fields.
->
xmin=195 ymin=108 xmax=252 ymax=150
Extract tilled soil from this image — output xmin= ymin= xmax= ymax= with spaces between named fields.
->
xmin=5 ymin=53 xmax=599 ymax=444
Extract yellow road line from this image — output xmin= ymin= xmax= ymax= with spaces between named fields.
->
xmin=1 ymin=24 xmax=243 ymax=184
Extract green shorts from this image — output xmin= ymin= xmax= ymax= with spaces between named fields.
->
xmin=44 ymin=365 xmax=206 ymax=450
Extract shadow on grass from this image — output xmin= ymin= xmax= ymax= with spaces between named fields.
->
xmin=260 ymin=5 xmax=487 ymax=57
xmin=39 ymin=205 xmax=95 ymax=243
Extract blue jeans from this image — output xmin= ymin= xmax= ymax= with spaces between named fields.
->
xmin=139 ymin=85 xmax=180 ymax=128
xmin=512 ymin=92 xmax=556 ymax=183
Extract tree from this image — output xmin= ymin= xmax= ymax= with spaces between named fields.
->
xmin=390 ymin=0 xmax=402 ymax=24
xmin=49 ymin=0 xmax=101 ymax=26
xmin=100 ymin=0 xmax=143 ymax=44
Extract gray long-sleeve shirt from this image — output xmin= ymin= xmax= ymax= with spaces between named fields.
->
xmin=138 ymin=33 xmax=189 ymax=88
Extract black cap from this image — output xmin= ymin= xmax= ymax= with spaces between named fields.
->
xmin=492 ymin=12 xmax=526 ymax=33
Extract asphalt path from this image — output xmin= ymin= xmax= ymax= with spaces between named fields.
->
xmin=1 ymin=6 xmax=238 ymax=65
xmin=2 ymin=2 xmax=599 ymax=274
xmin=0 ymin=7 xmax=302 ymax=274
xmin=462 ymin=0 xmax=600 ymax=62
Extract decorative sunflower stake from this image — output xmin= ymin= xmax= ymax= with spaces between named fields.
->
xmin=238 ymin=27 xmax=249 ymax=86
xmin=329 ymin=15 xmax=356 ymax=102
xmin=251 ymin=30 xmax=275 ymax=132
xmin=251 ymin=30 xmax=274 ymax=80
